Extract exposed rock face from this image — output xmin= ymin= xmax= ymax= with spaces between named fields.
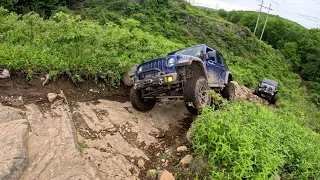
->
xmin=73 ymin=100 xmax=189 ymax=179
xmin=20 ymin=103 xmax=101 ymax=180
xmin=0 ymin=103 xmax=101 ymax=180
xmin=0 ymin=104 xmax=29 ymax=180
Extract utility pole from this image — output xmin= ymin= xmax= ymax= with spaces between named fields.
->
xmin=260 ymin=3 xmax=272 ymax=40
xmin=254 ymin=0 xmax=263 ymax=35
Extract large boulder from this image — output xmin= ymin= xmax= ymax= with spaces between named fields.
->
xmin=0 ymin=104 xmax=30 ymax=180
xmin=122 ymin=65 xmax=137 ymax=87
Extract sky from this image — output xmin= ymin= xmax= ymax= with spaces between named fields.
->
xmin=192 ymin=0 xmax=320 ymax=29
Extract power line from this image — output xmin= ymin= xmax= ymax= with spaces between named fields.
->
xmin=254 ymin=0 xmax=264 ymax=35
xmin=260 ymin=3 xmax=272 ymax=40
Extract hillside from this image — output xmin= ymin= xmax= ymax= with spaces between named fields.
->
xmin=216 ymin=9 xmax=320 ymax=105
xmin=0 ymin=0 xmax=319 ymax=179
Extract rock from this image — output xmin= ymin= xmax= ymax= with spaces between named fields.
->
xmin=186 ymin=129 xmax=193 ymax=142
xmin=161 ymin=159 xmax=166 ymax=163
xmin=159 ymin=170 xmax=175 ymax=180
xmin=122 ymin=65 xmax=137 ymax=87
xmin=138 ymin=159 xmax=145 ymax=169
xmin=47 ymin=93 xmax=58 ymax=102
xmin=180 ymin=155 xmax=193 ymax=165
xmin=176 ymin=146 xmax=188 ymax=152
xmin=0 ymin=69 xmax=10 ymax=79
xmin=0 ymin=104 xmax=30 ymax=180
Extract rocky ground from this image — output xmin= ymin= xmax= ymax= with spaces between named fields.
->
xmin=0 ymin=73 xmax=273 ymax=180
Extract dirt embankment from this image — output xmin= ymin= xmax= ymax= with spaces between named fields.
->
xmin=0 ymin=74 xmax=272 ymax=180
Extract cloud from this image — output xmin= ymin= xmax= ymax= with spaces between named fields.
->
xmin=193 ymin=0 xmax=320 ymax=28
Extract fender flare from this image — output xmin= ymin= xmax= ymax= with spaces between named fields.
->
xmin=176 ymin=57 xmax=207 ymax=79
xmin=225 ymin=71 xmax=233 ymax=84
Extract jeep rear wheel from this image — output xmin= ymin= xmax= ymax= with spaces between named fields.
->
xmin=222 ymin=81 xmax=236 ymax=101
xmin=184 ymin=77 xmax=211 ymax=114
xmin=270 ymin=93 xmax=278 ymax=104
xmin=130 ymin=88 xmax=156 ymax=112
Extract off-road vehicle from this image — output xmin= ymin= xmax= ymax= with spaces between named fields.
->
xmin=130 ymin=44 xmax=235 ymax=114
xmin=254 ymin=78 xmax=279 ymax=104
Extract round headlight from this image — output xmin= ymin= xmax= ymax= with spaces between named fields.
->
xmin=167 ymin=58 xmax=175 ymax=67
xmin=138 ymin=66 xmax=143 ymax=73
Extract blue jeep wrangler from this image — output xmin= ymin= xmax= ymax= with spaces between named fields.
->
xmin=130 ymin=44 xmax=235 ymax=114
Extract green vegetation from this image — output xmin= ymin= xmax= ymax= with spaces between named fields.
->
xmin=77 ymin=141 xmax=86 ymax=153
xmin=0 ymin=0 xmax=319 ymax=179
xmin=193 ymin=103 xmax=320 ymax=179
xmin=0 ymin=7 xmax=182 ymax=83
xmin=217 ymin=9 xmax=320 ymax=105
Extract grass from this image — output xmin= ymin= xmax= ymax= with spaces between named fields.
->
xmin=192 ymin=101 xmax=320 ymax=179
xmin=77 ymin=141 xmax=85 ymax=153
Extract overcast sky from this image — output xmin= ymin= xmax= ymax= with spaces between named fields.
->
xmin=193 ymin=0 xmax=320 ymax=29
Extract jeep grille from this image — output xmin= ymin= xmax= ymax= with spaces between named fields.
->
xmin=139 ymin=58 xmax=166 ymax=80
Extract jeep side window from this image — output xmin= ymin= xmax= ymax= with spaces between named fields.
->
xmin=216 ymin=52 xmax=222 ymax=64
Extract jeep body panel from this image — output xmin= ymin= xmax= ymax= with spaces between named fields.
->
xmin=133 ymin=44 xmax=232 ymax=92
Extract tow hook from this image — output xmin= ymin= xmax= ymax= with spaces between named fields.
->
xmin=159 ymin=79 xmax=163 ymax=85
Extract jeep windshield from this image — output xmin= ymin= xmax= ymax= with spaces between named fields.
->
xmin=262 ymin=78 xmax=278 ymax=86
xmin=168 ymin=45 xmax=204 ymax=57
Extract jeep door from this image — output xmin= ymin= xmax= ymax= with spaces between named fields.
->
xmin=216 ymin=52 xmax=227 ymax=85
xmin=205 ymin=49 xmax=220 ymax=85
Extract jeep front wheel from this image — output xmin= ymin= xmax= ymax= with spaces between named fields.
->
xmin=184 ymin=77 xmax=211 ymax=114
xmin=270 ymin=93 xmax=278 ymax=104
xmin=130 ymin=88 xmax=156 ymax=112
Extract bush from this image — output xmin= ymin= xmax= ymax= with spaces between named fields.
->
xmin=0 ymin=9 xmax=183 ymax=83
xmin=192 ymin=102 xmax=320 ymax=179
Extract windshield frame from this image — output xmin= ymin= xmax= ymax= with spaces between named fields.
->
xmin=168 ymin=45 xmax=205 ymax=57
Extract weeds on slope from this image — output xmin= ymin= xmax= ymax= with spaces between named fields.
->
xmin=192 ymin=101 xmax=320 ymax=179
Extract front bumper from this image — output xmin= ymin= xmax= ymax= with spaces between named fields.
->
xmin=258 ymin=88 xmax=275 ymax=96
xmin=133 ymin=73 xmax=178 ymax=90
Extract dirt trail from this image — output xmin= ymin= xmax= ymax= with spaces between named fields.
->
xmin=0 ymin=75 xmax=270 ymax=180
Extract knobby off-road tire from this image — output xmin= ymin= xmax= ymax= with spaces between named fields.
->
xmin=222 ymin=81 xmax=236 ymax=101
xmin=270 ymin=93 xmax=278 ymax=104
xmin=184 ymin=76 xmax=211 ymax=115
xmin=130 ymin=88 xmax=156 ymax=112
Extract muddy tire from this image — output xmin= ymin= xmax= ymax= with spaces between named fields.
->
xmin=270 ymin=93 xmax=278 ymax=104
xmin=130 ymin=88 xmax=156 ymax=112
xmin=184 ymin=76 xmax=211 ymax=115
xmin=254 ymin=87 xmax=259 ymax=95
xmin=222 ymin=81 xmax=236 ymax=101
